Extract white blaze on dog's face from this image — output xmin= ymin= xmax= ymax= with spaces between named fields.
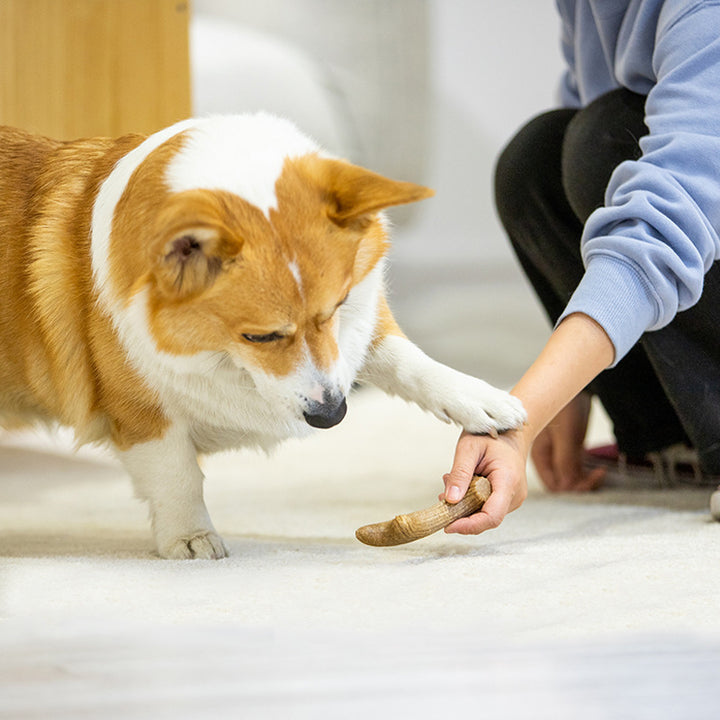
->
xmin=93 ymin=115 xmax=432 ymax=430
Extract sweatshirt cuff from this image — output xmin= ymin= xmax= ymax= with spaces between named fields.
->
xmin=556 ymin=255 xmax=659 ymax=366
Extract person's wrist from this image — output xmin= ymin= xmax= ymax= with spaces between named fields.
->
xmin=499 ymin=423 xmax=532 ymax=465
xmin=503 ymin=393 xmax=538 ymax=450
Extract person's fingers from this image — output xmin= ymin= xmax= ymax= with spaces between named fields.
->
xmin=445 ymin=469 xmax=521 ymax=535
xmin=532 ymin=394 xmax=596 ymax=493
xmin=443 ymin=433 xmax=485 ymax=503
xmin=444 ymin=511 xmax=501 ymax=535
xmin=545 ymin=445 xmax=606 ymax=491
xmin=530 ymin=433 xmax=558 ymax=491
xmin=565 ymin=466 xmax=606 ymax=492
xmin=444 ymin=494 xmax=508 ymax=534
xmin=551 ymin=429 xmax=603 ymax=491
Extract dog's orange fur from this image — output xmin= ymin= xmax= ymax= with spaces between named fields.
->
xmin=0 ymin=127 xmax=169 ymax=448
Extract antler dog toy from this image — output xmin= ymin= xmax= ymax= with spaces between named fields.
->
xmin=355 ymin=475 xmax=491 ymax=546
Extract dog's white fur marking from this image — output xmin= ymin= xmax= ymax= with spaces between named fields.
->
xmin=91 ymin=118 xmax=197 ymax=317
xmin=337 ymin=263 xmax=384 ymax=389
xmin=165 ymin=114 xmax=319 ymax=218
xmin=288 ymin=260 xmax=304 ymax=299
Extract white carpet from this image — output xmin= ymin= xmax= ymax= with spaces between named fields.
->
xmin=2 ymin=386 xmax=719 ymax=719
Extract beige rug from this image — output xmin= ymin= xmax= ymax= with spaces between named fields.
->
xmin=2 ymin=387 xmax=719 ymax=718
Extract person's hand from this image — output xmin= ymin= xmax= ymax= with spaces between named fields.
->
xmin=438 ymin=313 xmax=616 ymax=534
xmin=441 ymin=428 xmax=530 ymax=534
xmin=531 ymin=392 xmax=605 ymax=492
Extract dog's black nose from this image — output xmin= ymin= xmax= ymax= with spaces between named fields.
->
xmin=304 ymin=397 xmax=347 ymax=429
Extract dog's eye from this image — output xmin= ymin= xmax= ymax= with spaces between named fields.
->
xmin=242 ymin=332 xmax=284 ymax=344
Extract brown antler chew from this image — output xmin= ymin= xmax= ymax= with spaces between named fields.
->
xmin=355 ymin=475 xmax=491 ymax=547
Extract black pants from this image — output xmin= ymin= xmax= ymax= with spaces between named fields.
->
xmin=495 ymin=88 xmax=720 ymax=474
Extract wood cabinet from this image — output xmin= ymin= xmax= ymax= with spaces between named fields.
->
xmin=0 ymin=0 xmax=191 ymax=139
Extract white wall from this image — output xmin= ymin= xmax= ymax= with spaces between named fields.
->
xmin=391 ymin=0 xmax=565 ymax=270
xmin=192 ymin=0 xmax=564 ymax=273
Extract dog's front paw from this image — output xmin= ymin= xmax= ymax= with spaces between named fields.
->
xmin=433 ymin=375 xmax=527 ymax=436
xmin=459 ymin=384 xmax=527 ymax=435
xmin=158 ymin=531 xmax=229 ymax=560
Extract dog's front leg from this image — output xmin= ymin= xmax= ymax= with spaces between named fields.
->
xmin=117 ymin=422 xmax=228 ymax=559
xmin=360 ymin=303 xmax=526 ymax=436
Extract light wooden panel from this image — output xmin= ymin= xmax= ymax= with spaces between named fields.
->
xmin=0 ymin=0 xmax=191 ymax=139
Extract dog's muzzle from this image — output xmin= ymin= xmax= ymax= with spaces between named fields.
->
xmin=303 ymin=393 xmax=347 ymax=429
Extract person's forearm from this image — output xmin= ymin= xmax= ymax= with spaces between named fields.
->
xmin=511 ymin=312 xmax=615 ymax=444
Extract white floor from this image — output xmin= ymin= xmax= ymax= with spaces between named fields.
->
xmin=2 ymin=270 xmax=719 ymax=719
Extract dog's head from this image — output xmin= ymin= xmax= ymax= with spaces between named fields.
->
xmin=93 ymin=114 xmax=432 ymax=430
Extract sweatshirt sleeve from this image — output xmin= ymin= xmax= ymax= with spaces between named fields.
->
xmin=558 ymin=3 xmax=720 ymax=365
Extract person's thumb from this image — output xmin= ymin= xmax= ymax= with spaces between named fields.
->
xmin=443 ymin=434 xmax=482 ymax=503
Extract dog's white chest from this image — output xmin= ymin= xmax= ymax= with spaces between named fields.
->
xmin=153 ymin=361 xmax=309 ymax=452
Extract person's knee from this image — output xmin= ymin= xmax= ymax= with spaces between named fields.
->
xmin=562 ymin=88 xmax=647 ymax=222
xmin=495 ymin=108 xmax=575 ymax=231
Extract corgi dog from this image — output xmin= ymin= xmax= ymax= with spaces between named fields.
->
xmin=0 ymin=113 xmax=525 ymax=558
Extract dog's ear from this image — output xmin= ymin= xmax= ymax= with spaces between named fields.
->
xmin=151 ymin=190 xmax=243 ymax=298
xmin=320 ymin=158 xmax=434 ymax=227
xmin=156 ymin=226 xmax=240 ymax=298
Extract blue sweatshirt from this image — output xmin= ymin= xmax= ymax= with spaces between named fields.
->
xmin=555 ymin=0 xmax=720 ymax=363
